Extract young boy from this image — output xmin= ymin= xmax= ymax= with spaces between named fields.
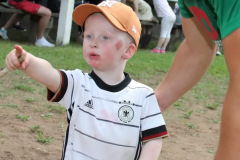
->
xmin=5 ymin=1 xmax=168 ymax=159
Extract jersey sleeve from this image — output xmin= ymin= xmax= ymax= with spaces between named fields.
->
xmin=141 ymin=91 xmax=168 ymax=142
xmin=178 ymin=0 xmax=193 ymax=18
xmin=47 ymin=69 xmax=82 ymax=110
xmin=47 ymin=70 xmax=67 ymax=102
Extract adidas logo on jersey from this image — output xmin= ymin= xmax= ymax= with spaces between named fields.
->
xmin=84 ymin=99 xmax=94 ymax=109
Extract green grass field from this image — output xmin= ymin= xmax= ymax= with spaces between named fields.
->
xmin=0 ymin=40 xmax=228 ymax=107
xmin=0 ymin=40 xmax=228 ymax=80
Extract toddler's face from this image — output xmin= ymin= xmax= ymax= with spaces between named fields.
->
xmin=83 ymin=13 xmax=130 ymax=71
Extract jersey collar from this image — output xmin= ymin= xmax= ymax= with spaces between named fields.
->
xmin=89 ymin=70 xmax=131 ymax=92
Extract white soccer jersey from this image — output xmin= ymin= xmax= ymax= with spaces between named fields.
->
xmin=48 ymin=69 xmax=168 ymax=160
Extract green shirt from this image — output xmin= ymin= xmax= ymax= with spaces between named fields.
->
xmin=179 ymin=0 xmax=240 ymax=47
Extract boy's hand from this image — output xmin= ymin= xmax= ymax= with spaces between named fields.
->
xmin=5 ymin=45 xmax=29 ymax=71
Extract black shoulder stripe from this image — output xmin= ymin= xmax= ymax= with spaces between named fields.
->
xmin=145 ymin=92 xmax=154 ymax=98
xmin=51 ymin=70 xmax=68 ymax=102
xmin=142 ymin=125 xmax=168 ymax=141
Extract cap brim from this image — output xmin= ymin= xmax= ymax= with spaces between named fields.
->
xmin=72 ymin=4 xmax=125 ymax=32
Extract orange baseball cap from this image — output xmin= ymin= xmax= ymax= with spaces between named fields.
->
xmin=72 ymin=0 xmax=142 ymax=47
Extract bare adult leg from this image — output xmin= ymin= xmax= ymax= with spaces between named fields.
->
xmin=3 ymin=14 xmax=24 ymax=30
xmin=214 ymin=28 xmax=240 ymax=160
xmin=34 ymin=6 xmax=54 ymax=47
xmin=36 ymin=6 xmax=51 ymax=39
xmin=43 ymin=17 xmax=54 ymax=42
xmin=0 ymin=14 xmax=24 ymax=39
xmin=151 ymin=16 xmax=175 ymax=53
xmin=156 ymin=37 xmax=165 ymax=48
xmin=161 ymin=38 xmax=170 ymax=50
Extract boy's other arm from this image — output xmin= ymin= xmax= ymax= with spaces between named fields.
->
xmin=155 ymin=17 xmax=216 ymax=112
xmin=5 ymin=45 xmax=60 ymax=93
xmin=139 ymin=138 xmax=162 ymax=160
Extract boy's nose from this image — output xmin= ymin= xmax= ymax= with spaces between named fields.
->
xmin=90 ymin=39 xmax=98 ymax=48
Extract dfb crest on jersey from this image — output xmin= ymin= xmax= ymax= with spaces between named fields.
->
xmin=118 ymin=105 xmax=134 ymax=123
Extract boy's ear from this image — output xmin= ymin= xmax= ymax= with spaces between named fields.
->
xmin=122 ymin=44 xmax=136 ymax=60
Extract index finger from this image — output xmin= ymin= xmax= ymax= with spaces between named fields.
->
xmin=14 ymin=45 xmax=23 ymax=58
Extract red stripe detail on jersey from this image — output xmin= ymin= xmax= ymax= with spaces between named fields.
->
xmin=188 ymin=6 xmax=219 ymax=40
xmin=142 ymin=131 xmax=168 ymax=141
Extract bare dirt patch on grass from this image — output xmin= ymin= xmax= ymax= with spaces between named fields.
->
xmin=0 ymin=71 xmax=225 ymax=160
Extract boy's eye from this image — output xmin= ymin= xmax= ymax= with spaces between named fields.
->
xmin=103 ymin=36 xmax=109 ymax=40
xmin=86 ymin=35 xmax=93 ymax=39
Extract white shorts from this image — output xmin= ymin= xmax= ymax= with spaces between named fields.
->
xmin=153 ymin=0 xmax=175 ymax=19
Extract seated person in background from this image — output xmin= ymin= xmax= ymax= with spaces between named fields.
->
xmin=125 ymin=0 xmax=158 ymax=23
xmin=0 ymin=0 xmax=55 ymax=47
xmin=0 ymin=0 xmax=26 ymax=31
xmin=123 ymin=0 xmax=158 ymax=48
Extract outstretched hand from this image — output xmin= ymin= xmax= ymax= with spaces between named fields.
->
xmin=5 ymin=45 xmax=29 ymax=71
